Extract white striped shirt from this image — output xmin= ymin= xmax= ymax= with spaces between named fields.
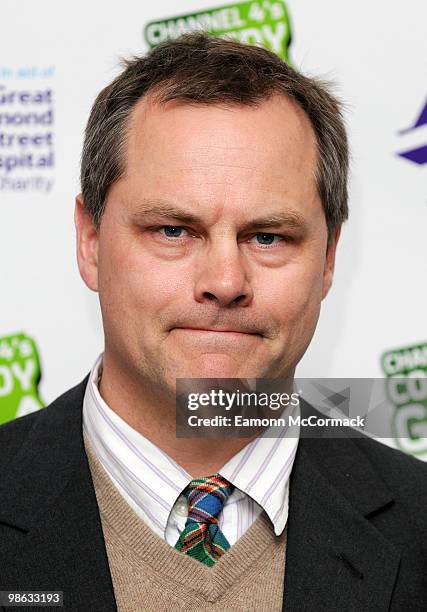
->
xmin=82 ymin=353 xmax=300 ymax=546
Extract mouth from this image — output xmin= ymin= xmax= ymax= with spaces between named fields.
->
xmin=172 ymin=327 xmax=262 ymax=337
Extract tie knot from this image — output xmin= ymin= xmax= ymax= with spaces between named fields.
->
xmin=183 ymin=474 xmax=234 ymax=525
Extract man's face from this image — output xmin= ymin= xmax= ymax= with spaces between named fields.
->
xmin=76 ymin=93 xmax=339 ymax=397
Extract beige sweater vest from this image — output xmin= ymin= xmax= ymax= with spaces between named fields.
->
xmin=84 ymin=432 xmax=287 ymax=611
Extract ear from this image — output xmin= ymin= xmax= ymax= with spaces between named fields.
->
xmin=74 ymin=194 xmax=99 ymax=292
xmin=321 ymin=225 xmax=341 ymax=300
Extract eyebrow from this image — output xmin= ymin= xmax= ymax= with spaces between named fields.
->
xmin=130 ymin=199 xmax=308 ymax=233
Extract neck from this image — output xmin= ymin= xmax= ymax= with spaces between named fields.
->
xmin=97 ymin=355 xmax=260 ymax=477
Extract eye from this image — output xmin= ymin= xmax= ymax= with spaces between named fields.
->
xmin=249 ymin=233 xmax=285 ymax=248
xmin=158 ymin=225 xmax=189 ymax=239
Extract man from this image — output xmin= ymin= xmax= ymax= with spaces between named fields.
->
xmin=0 ymin=33 xmax=426 ymax=611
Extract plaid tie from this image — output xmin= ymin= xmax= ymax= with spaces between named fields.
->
xmin=174 ymin=474 xmax=235 ymax=567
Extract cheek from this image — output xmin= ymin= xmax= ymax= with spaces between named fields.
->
xmin=266 ymin=258 xmax=324 ymax=320
xmin=98 ymin=239 xmax=188 ymax=319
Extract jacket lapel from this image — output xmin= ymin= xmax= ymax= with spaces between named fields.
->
xmin=283 ymin=432 xmax=400 ymax=611
xmin=0 ymin=376 xmax=117 ymax=612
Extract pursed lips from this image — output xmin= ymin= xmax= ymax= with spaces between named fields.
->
xmin=172 ymin=327 xmax=262 ymax=337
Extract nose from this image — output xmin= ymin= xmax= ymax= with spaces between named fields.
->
xmin=193 ymin=239 xmax=253 ymax=308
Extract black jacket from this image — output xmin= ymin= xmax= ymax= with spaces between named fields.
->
xmin=0 ymin=375 xmax=426 ymax=611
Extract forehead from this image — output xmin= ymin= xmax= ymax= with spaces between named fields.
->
xmin=114 ymin=92 xmax=320 ymax=225
xmin=126 ymin=91 xmax=317 ymax=164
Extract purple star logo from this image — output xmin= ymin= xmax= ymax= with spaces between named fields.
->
xmin=398 ymin=98 xmax=427 ymax=165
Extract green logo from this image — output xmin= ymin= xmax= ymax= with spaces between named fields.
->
xmin=144 ymin=0 xmax=293 ymax=62
xmin=381 ymin=341 xmax=427 ymax=456
xmin=0 ymin=332 xmax=44 ymax=425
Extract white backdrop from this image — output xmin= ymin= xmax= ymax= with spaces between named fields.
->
xmin=1 ymin=1 xmax=426 ymax=455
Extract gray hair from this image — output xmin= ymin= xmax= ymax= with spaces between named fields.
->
xmin=81 ymin=32 xmax=349 ymax=241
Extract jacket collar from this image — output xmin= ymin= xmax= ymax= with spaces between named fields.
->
xmin=0 ymin=377 xmax=400 ymax=611
xmin=0 ymin=374 xmax=117 ymax=612
xmin=283 ymin=399 xmax=400 ymax=611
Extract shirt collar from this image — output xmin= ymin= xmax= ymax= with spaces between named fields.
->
xmin=83 ymin=353 xmax=300 ymax=537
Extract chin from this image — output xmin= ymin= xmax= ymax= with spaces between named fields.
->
xmin=186 ymin=355 xmax=254 ymax=380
